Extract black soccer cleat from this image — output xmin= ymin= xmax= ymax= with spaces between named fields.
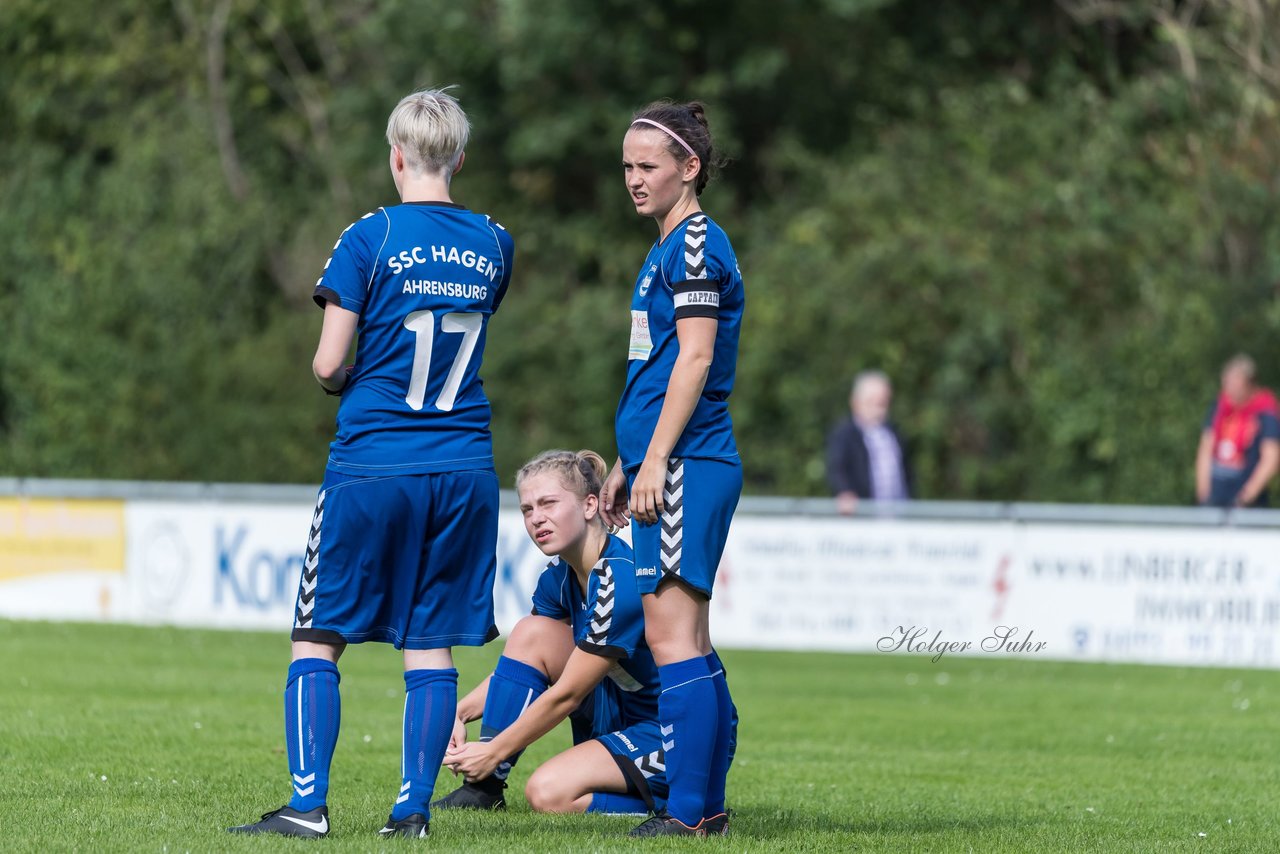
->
xmin=228 ymin=804 xmax=330 ymax=838
xmin=702 ymin=811 xmax=730 ymax=836
xmin=378 ymin=813 xmax=429 ymax=838
xmin=628 ymin=811 xmax=706 ymax=837
xmin=431 ymin=779 xmax=507 ymax=811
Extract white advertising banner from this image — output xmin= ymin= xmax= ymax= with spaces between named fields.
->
xmin=123 ymin=501 xmax=314 ymax=630
xmin=708 ymin=517 xmax=1280 ymax=668
xmin=121 ymin=501 xmax=552 ymax=635
xmin=1006 ymin=524 xmax=1280 ymax=668
xmin=4 ymin=492 xmax=1280 ymax=668
xmin=709 ymin=518 xmax=1012 ymax=653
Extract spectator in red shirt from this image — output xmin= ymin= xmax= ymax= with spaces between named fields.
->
xmin=1195 ymin=354 xmax=1280 ymax=508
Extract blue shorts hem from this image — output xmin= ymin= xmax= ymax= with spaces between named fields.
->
xmin=301 ymin=625 xmax=500 ymax=650
xmin=635 ymin=568 xmax=711 ymax=599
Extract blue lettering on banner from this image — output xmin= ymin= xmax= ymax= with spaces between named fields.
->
xmin=215 ymin=525 xmax=305 ymax=610
xmin=495 ymin=530 xmax=533 ymax=619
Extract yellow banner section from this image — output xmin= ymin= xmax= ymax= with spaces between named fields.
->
xmin=0 ymin=498 xmax=126 ymax=581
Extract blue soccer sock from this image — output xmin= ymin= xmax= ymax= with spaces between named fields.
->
xmin=657 ymin=656 xmax=717 ymax=827
xmin=587 ymin=792 xmax=652 ymax=815
xmin=390 ymin=668 xmax=458 ymax=821
xmin=703 ymin=651 xmax=736 ymax=819
xmin=284 ymin=658 xmax=341 ymax=812
xmin=480 ymin=655 xmax=550 ymax=780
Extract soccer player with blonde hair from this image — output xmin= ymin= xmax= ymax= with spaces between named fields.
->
xmin=229 ymin=87 xmax=515 ymax=840
xmin=441 ymin=449 xmax=735 ymax=819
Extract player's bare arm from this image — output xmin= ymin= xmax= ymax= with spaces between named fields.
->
xmin=444 ymin=649 xmax=612 ymax=781
xmin=630 ymin=315 xmax=716 ymax=524
xmin=312 ymin=303 xmax=359 ymax=392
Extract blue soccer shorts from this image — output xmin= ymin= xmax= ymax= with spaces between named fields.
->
xmin=628 ymin=456 xmax=742 ymax=598
xmin=598 ymin=721 xmax=669 ymax=811
xmin=290 ymin=468 xmax=500 ymax=650
xmin=597 ymin=707 xmax=737 ymax=812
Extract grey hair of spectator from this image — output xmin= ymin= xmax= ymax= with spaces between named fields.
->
xmin=851 ymin=370 xmax=892 ymax=399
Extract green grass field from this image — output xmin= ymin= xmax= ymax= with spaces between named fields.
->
xmin=1 ymin=619 xmax=1275 ymax=853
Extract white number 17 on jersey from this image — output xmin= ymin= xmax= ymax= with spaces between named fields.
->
xmin=402 ymin=310 xmax=482 ymax=412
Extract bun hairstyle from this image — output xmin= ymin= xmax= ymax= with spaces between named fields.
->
xmin=631 ymin=100 xmax=724 ymax=195
xmin=516 ymin=449 xmax=609 ymax=507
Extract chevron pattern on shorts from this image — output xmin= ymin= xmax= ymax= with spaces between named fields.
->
xmin=586 ymin=559 xmax=616 ymax=646
xmin=660 ymin=460 xmax=684 ymax=576
xmin=294 ymin=490 xmax=325 ymax=629
xmin=634 ymin=745 xmax=667 ymax=780
xmin=684 ymin=216 xmax=707 ymax=280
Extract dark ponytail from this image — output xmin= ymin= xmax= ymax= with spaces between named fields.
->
xmin=631 ymin=100 xmax=725 ymax=195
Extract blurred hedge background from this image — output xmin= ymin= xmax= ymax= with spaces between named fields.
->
xmin=4 ymin=0 xmax=1280 ymax=503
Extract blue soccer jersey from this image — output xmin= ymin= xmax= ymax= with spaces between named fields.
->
xmin=529 ymin=534 xmax=660 ymax=726
xmin=615 ymin=213 xmax=744 ymax=471
xmin=313 ymin=202 xmax=515 ymax=476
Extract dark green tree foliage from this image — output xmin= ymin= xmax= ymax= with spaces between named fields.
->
xmin=2 ymin=0 xmax=1278 ymax=503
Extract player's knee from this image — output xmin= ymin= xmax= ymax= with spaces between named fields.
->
xmin=504 ymin=615 xmax=545 ymax=657
xmin=524 ymin=770 xmax=572 ymax=813
xmin=505 ymin=615 xmax=563 ymax=661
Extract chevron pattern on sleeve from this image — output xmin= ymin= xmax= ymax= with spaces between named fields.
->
xmin=660 ymin=459 xmax=685 ymax=577
xmin=684 ymin=216 xmax=708 ymax=280
xmin=293 ymin=490 xmax=325 ymax=630
xmin=585 ymin=559 xmax=617 ymax=646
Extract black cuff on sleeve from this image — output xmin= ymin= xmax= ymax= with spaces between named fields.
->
xmin=577 ymin=639 xmax=626 ymax=659
xmin=313 ymin=286 xmax=342 ymax=309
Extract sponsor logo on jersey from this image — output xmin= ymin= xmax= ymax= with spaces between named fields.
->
xmin=628 ymin=311 xmax=653 ymax=362
xmin=639 ymin=264 xmax=656 ymax=296
xmin=636 ymin=566 xmax=657 ymax=576
xmin=387 ymin=245 xmax=500 ymax=281
xmin=607 ymin=662 xmax=645 ymax=693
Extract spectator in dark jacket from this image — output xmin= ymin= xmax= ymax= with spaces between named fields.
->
xmin=826 ymin=370 xmax=911 ymax=515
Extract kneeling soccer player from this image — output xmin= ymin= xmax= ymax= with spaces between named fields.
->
xmin=439 ymin=449 xmax=735 ymax=827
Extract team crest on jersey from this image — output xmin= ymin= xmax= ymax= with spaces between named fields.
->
xmin=639 ymin=265 xmax=656 ymax=296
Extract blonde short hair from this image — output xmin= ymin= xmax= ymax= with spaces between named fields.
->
xmin=385 ymin=87 xmax=470 ymax=176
